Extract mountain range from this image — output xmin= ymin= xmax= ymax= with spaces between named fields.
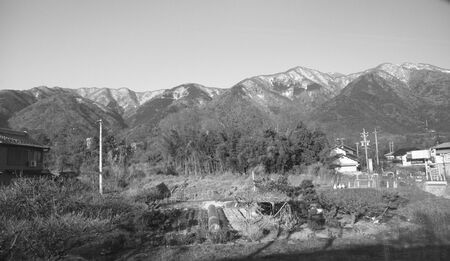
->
xmin=1 ymin=62 xmax=449 ymax=141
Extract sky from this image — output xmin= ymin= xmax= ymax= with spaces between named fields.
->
xmin=1 ymin=0 xmax=449 ymax=92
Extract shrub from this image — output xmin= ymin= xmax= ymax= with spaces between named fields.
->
xmin=318 ymin=189 xmax=404 ymax=223
xmin=0 ymin=177 xmax=139 ymax=259
xmin=255 ymin=177 xmax=318 ymax=202
xmin=134 ymin=182 xmax=171 ymax=204
xmin=0 ymin=213 xmax=111 ymax=259
xmin=246 ymin=223 xmax=265 ymax=242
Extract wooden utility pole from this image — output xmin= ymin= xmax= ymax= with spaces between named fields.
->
xmin=361 ymin=128 xmax=370 ymax=172
xmin=98 ymin=119 xmax=103 ymax=195
xmin=355 ymin=142 xmax=359 ymax=157
xmin=373 ymin=128 xmax=379 ymax=167
xmin=388 ymin=141 xmax=394 ymax=153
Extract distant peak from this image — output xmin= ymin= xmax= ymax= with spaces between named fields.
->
xmin=173 ymin=83 xmax=205 ymax=89
xmin=374 ymin=62 xmax=450 ymax=73
xmin=400 ymin=62 xmax=449 ymax=72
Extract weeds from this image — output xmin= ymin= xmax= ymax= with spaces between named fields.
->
xmin=319 ymin=189 xmax=406 ymax=223
xmin=0 ymin=177 xmax=139 ymax=259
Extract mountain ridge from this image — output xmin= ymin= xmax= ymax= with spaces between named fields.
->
xmin=1 ymin=62 xmax=449 ymax=141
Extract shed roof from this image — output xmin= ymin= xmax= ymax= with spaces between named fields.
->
xmin=392 ymin=147 xmax=419 ymax=157
xmin=433 ymin=142 xmax=450 ymax=150
xmin=332 ymin=145 xmax=357 ymax=153
xmin=0 ymin=128 xmax=49 ymax=149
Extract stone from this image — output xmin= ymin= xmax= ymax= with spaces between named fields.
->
xmin=315 ymin=229 xmax=331 ymax=239
xmin=338 ymin=214 xmax=355 ymax=227
xmin=289 ymin=228 xmax=314 ymax=241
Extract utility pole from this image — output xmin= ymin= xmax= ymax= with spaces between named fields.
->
xmin=355 ymin=142 xmax=359 ymax=157
xmin=373 ymin=128 xmax=379 ymax=167
xmin=361 ymin=128 xmax=370 ymax=172
xmin=98 ymin=119 xmax=103 ymax=195
xmin=389 ymin=141 xmax=394 ymax=153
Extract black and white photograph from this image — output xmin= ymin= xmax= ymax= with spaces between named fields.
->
xmin=1 ymin=0 xmax=450 ymax=260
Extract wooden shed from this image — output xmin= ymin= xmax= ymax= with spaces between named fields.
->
xmin=0 ymin=128 xmax=50 ymax=184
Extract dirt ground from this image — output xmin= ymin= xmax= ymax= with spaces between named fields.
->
xmin=116 ymin=220 xmax=448 ymax=261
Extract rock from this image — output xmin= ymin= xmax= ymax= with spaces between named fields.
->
xmin=289 ymin=228 xmax=314 ymax=241
xmin=328 ymin=227 xmax=342 ymax=238
xmin=338 ymin=214 xmax=355 ymax=227
xmin=343 ymin=223 xmax=354 ymax=229
xmin=315 ymin=229 xmax=331 ymax=239
xmin=135 ymin=182 xmax=171 ymax=203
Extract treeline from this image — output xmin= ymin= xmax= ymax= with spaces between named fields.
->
xmin=28 ymin=107 xmax=329 ymax=176
xmin=152 ymin=122 xmax=329 ymax=175
xmin=30 ymin=124 xmax=132 ymax=174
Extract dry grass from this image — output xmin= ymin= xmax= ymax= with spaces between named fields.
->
xmin=122 ymin=171 xmax=256 ymax=202
xmin=394 ymin=187 xmax=450 ymax=243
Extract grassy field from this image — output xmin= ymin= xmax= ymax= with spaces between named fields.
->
xmin=1 ymin=168 xmax=450 ymax=260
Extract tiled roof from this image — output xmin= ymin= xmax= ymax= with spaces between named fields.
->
xmin=332 ymin=145 xmax=357 ymax=153
xmin=433 ymin=142 xmax=450 ymax=150
xmin=342 ymin=153 xmax=360 ymax=162
xmin=392 ymin=147 xmax=419 ymax=157
xmin=0 ymin=128 xmax=48 ymax=149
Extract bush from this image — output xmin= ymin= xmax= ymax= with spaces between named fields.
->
xmin=0 ymin=177 xmax=139 ymax=259
xmin=318 ymin=189 xmax=405 ymax=223
xmin=0 ymin=212 xmax=111 ymax=259
xmin=255 ymin=177 xmax=318 ymax=202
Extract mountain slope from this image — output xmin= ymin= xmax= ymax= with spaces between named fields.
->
xmin=9 ymin=94 xmax=125 ymax=137
xmin=312 ymin=63 xmax=450 ymax=136
xmin=235 ymin=66 xmax=348 ymax=114
xmin=0 ymin=86 xmax=74 ymax=128
xmin=73 ymin=87 xmax=165 ymax=118
xmin=2 ymin=62 xmax=448 ymax=141
xmin=125 ymin=83 xmax=224 ymax=140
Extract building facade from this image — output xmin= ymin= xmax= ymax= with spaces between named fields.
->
xmin=0 ymin=128 xmax=50 ymax=184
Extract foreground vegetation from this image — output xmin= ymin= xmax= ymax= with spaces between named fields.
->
xmin=1 ymin=172 xmax=449 ymax=260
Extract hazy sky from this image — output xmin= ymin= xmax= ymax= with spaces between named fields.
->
xmin=1 ymin=0 xmax=449 ymax=92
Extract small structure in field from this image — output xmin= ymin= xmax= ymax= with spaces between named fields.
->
xmin=330 ymin=145 xmax=360 ymax=173
xmin=0 ymin=128 xmax=50 ymax=184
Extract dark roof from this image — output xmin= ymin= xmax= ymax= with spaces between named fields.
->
xmin=392 ymin=147 xmax=419 ymax=157
xmin=343 ymin=153 xmax=359 ymax=162
xmin=433 ymin=142 xmax=450 ymax=150
xmin=332 ymin=145 xmax=357 ymax=153
xmin=0 ymin=128 xmax=49 ymax=149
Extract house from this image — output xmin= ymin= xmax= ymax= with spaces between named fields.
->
xmin=430 ymin=142 xmax=450 ymax=178
xmin=384 ymin=151 xmax=394 ymax=161
xmin=331 ymin=145 xmax=357 ymax=157
xmin=406 ymin=149 xmax=431 ymax=166
xmin=330 ymin=145 xmax=360 ymax=173
xmin=391 ymin=147 xmax=418 ymax=166
xmin=431 ymin=142 xmax=450 ymax=164
xmin=0 ymin=128 xmax=50 ymax=184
